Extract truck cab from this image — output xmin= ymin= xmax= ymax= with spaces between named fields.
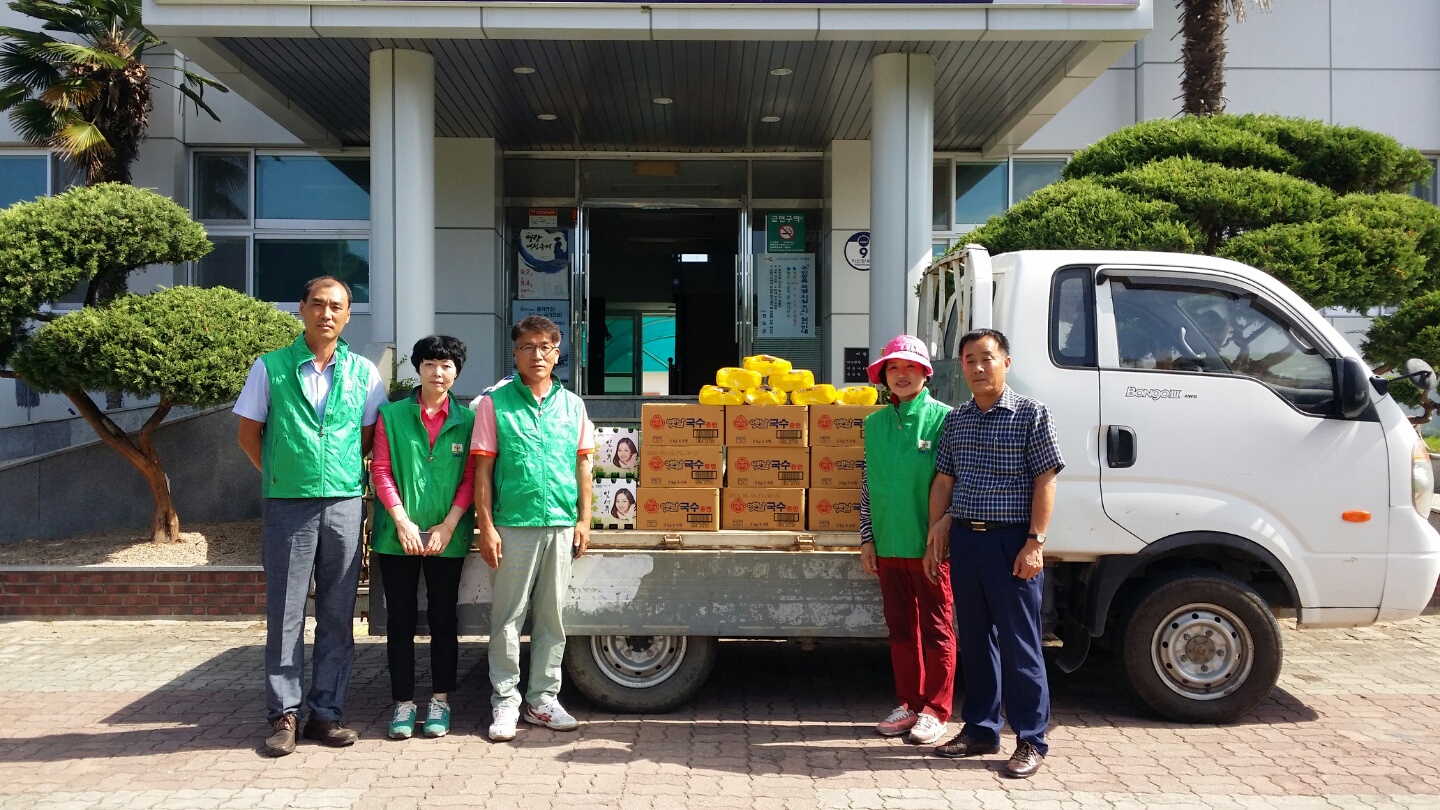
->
xmin=921 ymin=246 xmax=1440 ymax=721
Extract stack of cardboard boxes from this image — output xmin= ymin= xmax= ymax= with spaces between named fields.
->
xmin=635 ymin=401 xmax=883 ymax=532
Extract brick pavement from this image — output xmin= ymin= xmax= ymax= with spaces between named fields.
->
xmin=2 ymin=617 xmax=1440 ymax=809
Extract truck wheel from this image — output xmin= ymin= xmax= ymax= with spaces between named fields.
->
xmin=564 ymin=635 xmax=718 ymax=713
xmin=1119 ymin=572 xmax=1282 ymax=724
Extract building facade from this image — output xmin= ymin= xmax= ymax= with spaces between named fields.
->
xmin=1 ymin=0 xmax=1436 ymax=426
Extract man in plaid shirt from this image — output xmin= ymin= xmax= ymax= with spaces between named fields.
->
xmin=923 ymin=328 xmax=1063 ymax=779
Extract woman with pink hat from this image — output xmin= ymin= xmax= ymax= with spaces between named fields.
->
xmin=859 ymin=334 xmax=957 ymax=746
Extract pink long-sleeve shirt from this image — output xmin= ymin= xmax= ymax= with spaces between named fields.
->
xmin=370 ymin=397 xmax=477 ymax=514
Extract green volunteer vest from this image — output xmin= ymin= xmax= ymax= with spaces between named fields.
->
xmin=370 ymin=392 xmax=477 ymax=558
xmin=491 ymin=378 xmax=585 ymax=527
xmin=863 ymin=388 xmax=952 ymax=559
xmin=259 ymin=334 xmax=372 ymax=499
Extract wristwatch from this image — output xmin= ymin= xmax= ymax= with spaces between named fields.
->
xmin=1027 ymin=532 xmax=1046 ymax=544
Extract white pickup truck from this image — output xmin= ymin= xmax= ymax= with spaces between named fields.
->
xmin=371 ymin=246 xmax=1440 ymax=724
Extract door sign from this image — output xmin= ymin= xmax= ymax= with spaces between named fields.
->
xmin=766 ymin=213 xmax=806 ymax=254
xmin=844 ymin=231 xmax=870 ymax=271
xmin=518 ymin=228 xmax=570 ymax=299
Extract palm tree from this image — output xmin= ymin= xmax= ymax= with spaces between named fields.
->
xmin=1178 ymin=0 xmax=1271 ymax=117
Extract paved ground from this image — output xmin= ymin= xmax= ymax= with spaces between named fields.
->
xmin=2 ymin=617 xmax=1440 ymax=810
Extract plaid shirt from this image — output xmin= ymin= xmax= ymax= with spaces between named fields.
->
xmin=935 ymin=386 xmax=1064 ymax=524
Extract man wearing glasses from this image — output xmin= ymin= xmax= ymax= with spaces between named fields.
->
xmin=470 ymin=315 xmax=595 ymax=741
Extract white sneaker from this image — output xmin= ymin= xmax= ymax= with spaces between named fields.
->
xmin=907 ymin=712 xmax=947 ymax=745
xmin=522 ymin=699 xmax=580 ymax=731
xmin=489 ymin=707 xmax=519 ymax=741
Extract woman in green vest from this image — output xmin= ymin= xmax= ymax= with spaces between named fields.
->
xmin=860 ymin=334 xmax=956 ymax=747
xmin=370 ymin=335 xmax=477 ymax=740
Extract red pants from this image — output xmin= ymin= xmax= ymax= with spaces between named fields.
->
xmin=878 ymin=555 xmax=957 ymax=721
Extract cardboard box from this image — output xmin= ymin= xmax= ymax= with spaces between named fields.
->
xmin=640 ymin=403 xmax=725 ymax=446
xmin=809 ymin=446 xmax=866 ymax=489
xmin=725 ymin=405 xmax=808 ymax=447
xmin=726 ymin=447 xmax=810 ymax=488
xmin=592 ymin=478 xmax=637 ymax=530
xmin=721 ymin=487 xmax=806 ymax=530
xmin=808 ymin=488 xmax=863 ymax=532
xmin=808 ymin=404 xmax=884 ymax=446
xmin=635 ymin=487 xmax=719 ymax=532
xmin=593 ymin=427 xmax=640 ymax=478
xmin=638 ymin=446 xmax=724 ymax=488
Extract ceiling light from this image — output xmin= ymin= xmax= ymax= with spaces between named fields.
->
xmin=513 ymin=66 xmax=535 ymax=74
xmin=653 ymin=97 xmax=673 ymax=105
xmin=770 ymin=68 xmax=792 ymax=76
xmin=761 ymin=116 xmax=781 ymax=123
xmin=537 ymin=113 xmax=557 ymax=121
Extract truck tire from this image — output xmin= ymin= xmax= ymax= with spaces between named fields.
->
xmin=564 ymin=635 xmax=718 ymax=713
xmin=1119 ymin=571 xmax=1282 ymax=724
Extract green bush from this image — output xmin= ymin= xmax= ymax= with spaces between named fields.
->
xmin=0 ymin=183 xmax=210 ymax=364
xmin=1064 ymin=117 xmax=1296 ymax=180
xmin=962 ymin=179 xmax=1198 ymax=255
xmin=1363 ymin=291 xmax=1440 ymax=408
xmin=14 ymin=285 xmax=300 ymax=406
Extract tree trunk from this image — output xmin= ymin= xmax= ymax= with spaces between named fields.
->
xmin=1178 ymin=0 xmax=1230 ymax=117
xmin=64 ymin=390 xmax=180 ymax=543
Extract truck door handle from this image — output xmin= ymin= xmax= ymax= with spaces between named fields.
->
xmin=1107 ymin=425 xmax=1137 ymax=468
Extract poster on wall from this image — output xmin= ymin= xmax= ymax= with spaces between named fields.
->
xmin=757 ymin=253 xmax=815 ymax=339
xmin=765 ymin=213 xmax=806 ymax=253
xmin=518 ymin=228 xmax=571 ymax=300
xmin=511 ymin=299 xmax=572 ymax=383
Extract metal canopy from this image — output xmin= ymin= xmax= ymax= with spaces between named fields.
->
xmin=214 ymin=37 xmax=1081 ymax=151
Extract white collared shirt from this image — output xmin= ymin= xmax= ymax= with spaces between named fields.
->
xmin=232 ymin=354 xmax=386 ymax=426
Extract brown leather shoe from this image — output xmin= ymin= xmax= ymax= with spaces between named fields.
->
xmin=302 ymin=716 xmax=359 ymax=747
xmin=1003 ymin=740 xmax=1045 ymax=778
xmin=933 ymin=733 xmax=1001 ymax=759
xmin=263 ymin=713 xmax=297 ymax=757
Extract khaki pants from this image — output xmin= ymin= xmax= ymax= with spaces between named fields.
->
xmin=488 ymin=525 xmax=574 ymax=709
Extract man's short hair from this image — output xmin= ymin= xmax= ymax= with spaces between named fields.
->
xmin=411 ymin=335 xmax=467 ymax=375
xmin=512 ymin=315 xmax=562 ymax=346
xmin=301 ymin=275 xmax=353 ymax=307
xmin=959 ymin=328 xmax=1010 ymax=358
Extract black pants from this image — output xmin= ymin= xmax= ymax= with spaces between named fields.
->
xmin=376 ymin=552 xmax=465 ymax=702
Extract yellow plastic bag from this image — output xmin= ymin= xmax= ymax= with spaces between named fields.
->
xmin=699 ymin=385 xmax=745 ymax=405
xmin=791 ymin=384 xmax=838 ymax=405
xmin=769 ymin=369 xmax=815 ymax=393
xmin=742 ymin=354 xmax=793 ymax=378
xmin=836 ymin=385 xmax=879 ymax=406
xmin=716 ymin=367 xmax=763 ymax=390
xmin=744 ymin=386 xmax=788 ymax=405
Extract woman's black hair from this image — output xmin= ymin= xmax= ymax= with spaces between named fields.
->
xmin=611 ymin=487 xmax=637 ymax=517
xmin=612 ymin=437 xmax=639 ymax=464
xmin=410 ymin=335 xmax=468 ymax=375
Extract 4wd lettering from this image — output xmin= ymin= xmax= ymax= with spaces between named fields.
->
xmin=1124 ymin=386 xmax=1184 ymax=401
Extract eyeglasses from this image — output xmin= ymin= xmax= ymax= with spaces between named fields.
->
xmin=515 ymin=344 xmax=558 ymax=356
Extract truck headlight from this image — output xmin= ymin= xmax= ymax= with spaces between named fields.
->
xmin=1413 ymin=439 xmax=1434 ymax=517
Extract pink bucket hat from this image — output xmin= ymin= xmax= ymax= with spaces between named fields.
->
xmin=867 ymin=334 xmax=933 ymax=385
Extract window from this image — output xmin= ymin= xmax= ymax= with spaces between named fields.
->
xmin=954 ymin=162 xmax=1007 ymax=226
xmin=1013 ymin=159 xmax=1066 ymax=203
xmin=1050 ymin=267 xmax=1096 ymax=368
xmin=190 ymin=150 xmax=370 ymax=306
xmin=0 ymin=154 xmax=50 ymax=209
xmin=1411 ymin=157 xmax=1439 ymax=205
xmin=1109 ymin=278 xmax=1335 ymax=415
xmin=932 ymin=161 xmax=950 ymax=230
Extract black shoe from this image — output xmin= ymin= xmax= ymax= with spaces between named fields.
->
xmin=302 ymin=716 xmax=359 ymax=747
xmin=1003 ymin=740 xmax=1045 ymax=778
xmin=933 ymin=733 xmax=1001 ymax=759
xmin=263 ymin=713 xmax=297 ymax=757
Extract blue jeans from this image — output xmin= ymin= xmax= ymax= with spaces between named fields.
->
xmin=261 ymin=497 xmax=363 ymax=723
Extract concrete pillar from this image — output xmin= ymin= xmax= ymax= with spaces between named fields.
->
xmin=370 ymin=49 xmax=436 ymax=361
xmin=869 ymin=53 xmax=934 ymax=350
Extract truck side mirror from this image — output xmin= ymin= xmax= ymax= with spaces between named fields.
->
xmin=1337 ymin=357 xmax=1373 ymax=419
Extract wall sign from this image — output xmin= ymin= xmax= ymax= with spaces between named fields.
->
xmin=757 ymin=253 xmax=815 ymax=338
xmin=511 ymin=299 xmax=572 ymax=383
xmin=843 ymin=347 xmax=870 ymax=384
xmin=765 ymin=213 xmax=806 ymax=254
xmin=518 ymin=228 xmax=570 ymax=299
xmin=844 ymin=231 xmax=870 ymax=271
xmin=528 ymin=208 xmax=558 ymax=227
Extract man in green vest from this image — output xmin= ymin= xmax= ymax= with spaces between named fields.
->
xmin=235 ymin=276 xmax=387 ymax=757
xmin=471 ymin=314 xmax=595 ymax=742
xmin=859 ymin=334 xmax=956 ymax=747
